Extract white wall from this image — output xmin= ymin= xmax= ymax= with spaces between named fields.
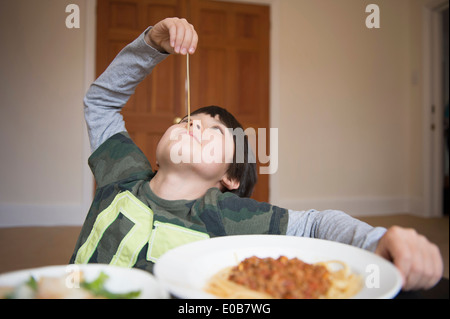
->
xmin=0 ymin=0 xmax=435 ymax=227
xmin=269 ymin=0 xmax=413 ymax=215
xmin=0 ymin=0 xmax=93 ymax=227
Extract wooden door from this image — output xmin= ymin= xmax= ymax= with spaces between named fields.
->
xmin=96 ymin=0 xmax=270 ymax=202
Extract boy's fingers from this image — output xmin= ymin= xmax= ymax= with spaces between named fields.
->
xmin=181 ymin=27 xmax=194 ymax=54
xmin=167 ymin=21 xmax=177 ymax=49
xmin=376 ymin=226 xmax=443 ymax=291
xmin=171 ymin=19 xmax=197 ymax=55
xmin=174 ymin=19 xmax=189 ymax=53
xmin=190 ymin=31 xmax=198 ymax=54
xmin=152 ymin=18 xmax=197 ymax=55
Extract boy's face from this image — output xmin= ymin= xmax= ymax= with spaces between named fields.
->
xmin=156 ymin=113 xmax=236 ymax=184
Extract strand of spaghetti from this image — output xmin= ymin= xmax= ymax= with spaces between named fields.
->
xmin=186 ymin=53 xmax=191 ymax=132
xmin=204 ymin=267 xmax=272 ymax=299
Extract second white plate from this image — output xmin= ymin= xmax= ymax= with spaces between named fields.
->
xmin=154 ymin=235 xmax=402 ymax=299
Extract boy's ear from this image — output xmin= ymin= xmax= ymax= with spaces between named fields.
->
xmin=221 ymin=175 xmax=240 ymax=191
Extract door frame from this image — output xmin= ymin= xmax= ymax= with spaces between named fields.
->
xmin=422 ymin=0 xmax=448 ymax=217
xmin=82 ymin=0 xmax=98 ymax=211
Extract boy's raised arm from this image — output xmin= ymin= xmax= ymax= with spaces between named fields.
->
xmin=84 ymin=18 xmax=198 ymax=153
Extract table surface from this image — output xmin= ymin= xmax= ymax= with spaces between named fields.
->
xmin=395 ymin=277 xmax=449 ymax=299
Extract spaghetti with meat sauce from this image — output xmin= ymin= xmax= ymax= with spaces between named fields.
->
xmin=230 ymin=256 xmax=330 ymax=299
xmin=205 ymin=256 xmax=362 ymax=299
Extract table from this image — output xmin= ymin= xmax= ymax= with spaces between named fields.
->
xmin=395 ymin=277 xmax=449 ymax=299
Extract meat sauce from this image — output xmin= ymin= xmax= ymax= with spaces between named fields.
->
xmin=228 ymin=256 xmax=331 ymax=299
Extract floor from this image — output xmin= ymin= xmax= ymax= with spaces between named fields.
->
xmin=0 ymin=226 xmax=81 ymax=274
xmin=0 ymin=214 xmax=448 ymax=278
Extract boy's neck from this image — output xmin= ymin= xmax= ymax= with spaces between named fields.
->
xmin=149 ymin=169 xmax=220 ymax=201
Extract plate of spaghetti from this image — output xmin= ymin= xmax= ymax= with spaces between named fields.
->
xmin=154 ymin=235 xmax=402 ymax=299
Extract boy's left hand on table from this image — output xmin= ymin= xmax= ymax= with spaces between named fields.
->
xmin=375 ymin=226 xmax=443 ymax=291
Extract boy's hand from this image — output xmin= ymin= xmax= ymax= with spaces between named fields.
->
xmin=145 ymin=17 xmax=198 ymax=55
xmin=375 ymin=226 xmax=443 ymax=291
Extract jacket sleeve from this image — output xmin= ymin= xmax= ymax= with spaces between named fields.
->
xmin=286 ymin=209 xmax=387 ymax=252
xmin=84 ymin=27 xmax=169 ymax=153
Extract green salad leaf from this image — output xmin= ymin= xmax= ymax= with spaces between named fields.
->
xmin=81 ymin=272 xmax=141 ymax=299
xmin=26 ymin=276 xmax=38 ymax=292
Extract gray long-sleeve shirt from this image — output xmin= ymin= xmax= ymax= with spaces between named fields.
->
xmin=84 ymin=28 xmax=386 ymax=253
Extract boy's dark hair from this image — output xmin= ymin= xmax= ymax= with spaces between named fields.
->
xmin=188 ymin=106 xmax=257 ymax=198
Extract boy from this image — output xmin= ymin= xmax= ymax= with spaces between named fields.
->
xmin=71 ymin=18 xmax=442 ymax=291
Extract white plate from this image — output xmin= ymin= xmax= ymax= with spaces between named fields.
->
xmin=0 ymin=264 xmax=168 ymax=299
xmin=154 ymin=235 xmax=403 ymax=299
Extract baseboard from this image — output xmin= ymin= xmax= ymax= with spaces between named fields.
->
xmin=274 ymin=196 xmax=411 ymax=217
xmin=0 ymin=203 xmax=87 ymax=228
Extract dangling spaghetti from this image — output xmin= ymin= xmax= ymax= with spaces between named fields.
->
xmin=186 ymin=53 xmax=191 ymax=131
xmin=204 ymin=256 xmax=362 ymax=299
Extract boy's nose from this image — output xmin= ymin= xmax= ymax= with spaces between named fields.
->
xmin=188 ymin=120 xmax=202 ymax=131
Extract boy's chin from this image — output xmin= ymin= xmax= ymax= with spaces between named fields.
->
xmin=165 ymin=159 xmax=227 ymax=179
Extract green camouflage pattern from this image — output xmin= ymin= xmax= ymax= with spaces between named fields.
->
xmin=70 ymin=132 xmax=288 ymax=273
